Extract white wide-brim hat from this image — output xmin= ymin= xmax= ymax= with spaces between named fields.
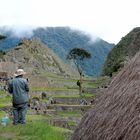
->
xmin=14 ymin=69 xmax=26 ymax=76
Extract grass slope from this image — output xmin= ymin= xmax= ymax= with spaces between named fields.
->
xmin=0 ymin=114 xmax=72 ymax=140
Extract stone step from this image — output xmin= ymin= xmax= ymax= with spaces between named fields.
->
xmin=30 ymin=89 xmax=79 ymax=97
xmin=54 ymin=97 xmax=92 ymax=104
xmin=47 ymin=104 xmax=92 ymax=113
xmin=49 ymin=116 xmax=81 ymax=130
xmin=28 ymin=109 xmax=57 ymax=116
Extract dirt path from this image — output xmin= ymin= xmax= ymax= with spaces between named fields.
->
xmin=0 ymin=132 xmax=17 ymax=139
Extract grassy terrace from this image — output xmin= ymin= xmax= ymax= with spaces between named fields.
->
xmin=41 ymin=71 xmax=99 ymax=84
xmin=30 ymin=87 xmax=95 ymax=96
xmin=0 ymin=95 xmax=12 ymax=102
xmin=84 ymin=82 xmax=99 ymax=88
xmin=58 ymin=111 xmax=81 ymax=117
xmin=0 ymin=103 xmax=11 ymax=107
xmin=49 ymin=104 xmax=91 ymax=107
xmin=0 ymin=93 xmax=12 ymax=107
xmin=41 ymin=71 xmax=78 ymax=82
xmin=0 ymin=90 xmax=6 ymax=94
xmin=31 ymin=87 xmax=72 ymax=91
xmin=67 ymin=121 xmax=77 ymax=125
xmin=53 ymin=93 xmax=95 ymax=98
xmin=0 ymin=73 xmax=100 ymax=140
xmin=0 ymin=114 xmax=72 ymax=140
xmin=0 ymin=111 xmax=5 ymax=118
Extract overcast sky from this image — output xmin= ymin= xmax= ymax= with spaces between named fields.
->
xmin=0 ymin=0 xmax=140 ymax=44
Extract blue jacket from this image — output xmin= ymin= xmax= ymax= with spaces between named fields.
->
xmin=8 ymin=76 xmax=29 ymax=105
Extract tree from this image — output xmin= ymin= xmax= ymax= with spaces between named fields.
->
xmin=0 ymin=35 xmax=6 ymax=59
xmin=67 ymin=48 xmax=91 ymax=97
xmin=0 ymin=35 xmax=6 ymax=40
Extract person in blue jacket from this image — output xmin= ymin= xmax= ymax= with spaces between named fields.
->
xmin=8 ymin=69 xmax=29 ymax=125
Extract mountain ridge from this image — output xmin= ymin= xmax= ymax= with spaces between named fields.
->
xmin=0 ymin=38 xmax=79 ymax=87
xmin=4 ymin=38 xmax=78 ymax=75
xmin=103 ymin=27 xmax=140 ymax=76
xmin=0 ymin=26 xmax=115 ymax=76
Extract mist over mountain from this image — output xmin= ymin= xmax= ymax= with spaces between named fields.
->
xmin=0 ymin=26 xmax=35 ymax=50
xmin=0 ymin=26 xmax=114 ymax=76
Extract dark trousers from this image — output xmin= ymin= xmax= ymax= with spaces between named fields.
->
xmin=13 ymin=103 xmax=28 ymax=125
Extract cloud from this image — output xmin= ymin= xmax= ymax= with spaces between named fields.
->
xmin=0 ymin=25 xmax=36 ymax=38
xmin=0 ymin=0 xmax=140 ymax=43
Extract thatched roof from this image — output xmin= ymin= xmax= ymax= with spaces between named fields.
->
xmin=72 ymin=51 xmax=140 ymax=140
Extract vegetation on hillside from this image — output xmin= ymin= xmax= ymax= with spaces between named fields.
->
xmin=0 ymin=50 xmax=6 ymax=59
xmin=33 ymin=27 xmax=114 ymax=76
xmin=0 ymin=35 xmax=6 ymax=59
xmin=0 ymin=35 xmax=6 ymax=40
xmin=103 ymin=27 xmax=140 ymax=76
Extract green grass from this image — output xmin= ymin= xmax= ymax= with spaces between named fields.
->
xmin=0 ymin=116 xmax=72 ymax=140
xmin=0 ymin=95 xmax=12 ymax=102
xmin=41 ymin=71 xmax=77 ymax=81
xmin=27 ymin=114 xmax=47 ymax=121
xmin=84 ymin=92 xmax=96 ymax=97
xmin=58 ymin=111 xmax=81 ymax=117
xmin=42 ymin=99 xmax=49 ymax=103
xmin=0 ymin=90 xmax=6 ymax=94
xmin=0 ymin=103 xmax=11 ymax=107
xmin=67 ymin=121 xmax=77 ymax=125
xmin=31 ymin=87 xmax=70 ymax=91
xmin=50 ymin=104 xmax=91 ymax=107
xmin=83 ymin=80 xmax=100 ymax=88
xmin=53 ymin=92 xmax=95 ymax=98
xmin=53 ymin=94 xmax=80 ymax=98
xmin=0 ymin=111 xmax=5 ymax=118
xmin=0 ymin=95 xmax=12 ymax=107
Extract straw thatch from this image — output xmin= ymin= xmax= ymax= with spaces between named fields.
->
xmin=72 ymin=51 xmax=140 ymax=140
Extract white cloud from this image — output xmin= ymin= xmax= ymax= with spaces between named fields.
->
xmin=0 ymin=0 xmax=140 ymax=43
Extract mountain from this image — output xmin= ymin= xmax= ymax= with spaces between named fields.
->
xmin=0 ymin=27 xmax=114 ymax=77
xmin=32 ymin=27 xmax=114 ymax=76
xmin=103 ymin=27 xmax=140 ymax=76
xmin=3 ymin=38 xmax=78 ymax=76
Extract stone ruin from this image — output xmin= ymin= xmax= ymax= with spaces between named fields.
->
xmin=0 ymin=72 xmax=8 ymax=90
